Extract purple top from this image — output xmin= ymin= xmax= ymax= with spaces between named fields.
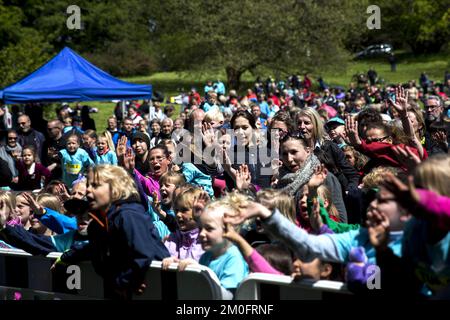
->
xmin=164 ymin=228 xmax=204 ymax=261
xmin=245 ymin=249 xmax=283 ymax=275
xmin=133 ymin=168 xmax=160 ymax=199
xmin=16 ymin=161 xmax=51 ymax=190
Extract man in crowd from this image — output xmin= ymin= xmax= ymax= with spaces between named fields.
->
xmin=17 ymin=114 xmax=45 ymax=160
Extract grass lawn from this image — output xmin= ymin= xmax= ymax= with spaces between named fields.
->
xmin=58 ymin=50 xmax=449 ymax=132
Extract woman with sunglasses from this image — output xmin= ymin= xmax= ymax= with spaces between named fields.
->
xmin=0 ymin=129 xmax=21 ymax=183
xmin=346 ymin=117 xmax=427 ymax=173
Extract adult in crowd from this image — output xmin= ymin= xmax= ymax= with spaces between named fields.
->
xmin=17 ymin=114 xmax=45 ymax=161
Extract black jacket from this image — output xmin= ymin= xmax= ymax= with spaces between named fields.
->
xmin=0 ymin=158 xmax=12 ymax=187
xmin=60 ymin=199 xmax=170 ymax=298
xmin=224 ymin=144 xmax=272 ymax=190
xmin=315 ymin=140 xmax=360 ymax=192
xmin=0 ymin=225 xmax=55 ymax=255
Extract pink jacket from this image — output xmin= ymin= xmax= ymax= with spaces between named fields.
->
xmin=244 ymin=250 xmax=283 ymax=275
xmin=416 ymin=189 xmax=450 ymax=231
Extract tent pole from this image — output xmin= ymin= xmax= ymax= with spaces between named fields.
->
xmin=121 ymin=100 xmax=127 ymax=123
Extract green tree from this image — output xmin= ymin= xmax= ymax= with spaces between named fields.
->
xmin=0 ymin=1 xmax=51 ymax=87
xmin=368 ymin=0 xmax=450 ymax=54
xmin=151 ymin=0 xmax=368 ymax=89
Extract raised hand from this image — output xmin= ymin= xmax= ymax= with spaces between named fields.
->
xmin=151 ymin=191 xmax=165 ymax=218
xmin=223 ymin=222 xmax=242 ymax=243
xmin=309 ymin=198 xmax=324 ymax=233
xmin=380 ymin=173 xmax=420 ymax=212
xmin=235 ymin=164 xmax=252 ymax=191
xmin=116 ymin=135 xmax=128 ymax=160
xmin=367 ymin=209 xmax=390 ymax=250
xmin=55 ymin=183 xmax=70 ymax=202
xmin=345 ymin=115 xmax=362 ymax=146
xmin=392 ymin=145 xmax=421 ymax=171
xmin=192 ymin=191 xmax=210 ymax=219
xmin=223 ymin=201 xmax=272 ymax=226
xmin=219 ymin=147 xmax=237 ymax=179
xmin=389 ymin=86 xmax=409 ymax=117
xmin=307 ymin=164 xmax=328 ymax=190
xmin=122 ymin=148 xmax=136 ymax=173
xmin=201 ymin=122 xmax=216 ymax=148
xmin=22 ymin=193 xmax=45 ymax=216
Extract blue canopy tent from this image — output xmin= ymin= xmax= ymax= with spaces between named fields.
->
xmin=0 ymin=47 xmax=152 ymax=104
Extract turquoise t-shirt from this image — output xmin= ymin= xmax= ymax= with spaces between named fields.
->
xmin=59 ymin=148 xmax=94 ymax=187
xmin=199 ymin=244 xmax=249 ymax=289
xmin=181 ymin=163 xmax=214 ymax=198
xmin=330 ymin=228 xmax=403 ymax=264
xmin=94 ymin=150 xmax=118 ymax=165
xmin=51 ymin=230 xmax=89 ymax=252
xmin=146 ymin=195 xmax=174 ymax=240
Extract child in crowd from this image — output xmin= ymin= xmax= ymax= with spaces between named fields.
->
xmin=59 ymin=134 xmax=94 ymax=188
xmin=162 ymin=187 xmax=204 ymax=264
xmin=94 ymin=132 xmax=118 ymax=165
xmin=317 ymin=185 xmax=340 ymax=222
xmin=177 ymin=191 xmax=250 ymax=299
xmin=149 ymin=171 xmax=185 ymax=239
xmin=204 ymin=108 xmax=225 ymax=129
xmin=15 ymin=192 xmax=32 ymax=229
xmin=15 ymin=146 xmax=51 ymax=191
xmin=0 ymin=191 xmax=20 ymax=226
xmin=82 ymin=129 xmax=97 ymax=161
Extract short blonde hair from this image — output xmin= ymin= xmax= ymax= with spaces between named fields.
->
xmin=256 ymin=189 xmax=295 ymax=223
xmin=173 ymin=186 xmax=203 ymax=213
xmin=297 ymin=107 xmax=325 ymax=144
xmin=204 ymin=191 xmax=250 ymax=230
xmin=204 ymin=108 xmax=224 ymax=124
xmin=89 ymin=165 xmax=139 ymax=202
xmin=363 ymin=167 xmax=398 ymax=190
xmin=36 ymin=193 xmax=63 ymax=213
xmin=159 ymin=171 xmax=186 ymax=187
xmin=414 ymin=154 xmax=450 ymax=197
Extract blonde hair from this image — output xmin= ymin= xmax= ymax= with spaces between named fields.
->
xmin=98 ymin=131 xmax=115 ymax=152
xmin=256 ymin=189 xmax=296 ymax=223
xmin=363 ymin=166 xmax=398 ymax=190
xmin=159 ymin=171 xmax=186 ymax=186
xmin=297 ymin=107 xmax=325 ymax=144
xmin=36 ymin=193 xmax=63 ymax=213
xmin=0 ymin=191 xmax=16 ymax=217
xmin=90 ymin=165 xmax=140 ymax=202
xmin=317 ymin=185 xmax=339 ymax=221
xmin=204 ymin=108 xmax=224 ymax=123
xmin=173 ymin=187 xmax=203 ymax=214
xmin=204 ymin=191 xmax=250 ymax=230
xmin=414 ymin=155 xmax=450 ymax=197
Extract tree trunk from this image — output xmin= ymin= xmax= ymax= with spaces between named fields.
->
xmin=226 ymin=66 xmax=243 ymax=91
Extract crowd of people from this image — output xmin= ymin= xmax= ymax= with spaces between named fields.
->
xmin=0 ymin=69 xmax=449 ymax=300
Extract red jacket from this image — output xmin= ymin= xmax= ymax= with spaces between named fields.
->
xmin=358 ymin=140 xmax=428 ymax=172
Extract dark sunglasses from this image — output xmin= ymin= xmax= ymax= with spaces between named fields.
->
xmin=366 ymin=136 xmax=390 ymax=143
xmin=280 ymin=131 xmax=305 ymax=142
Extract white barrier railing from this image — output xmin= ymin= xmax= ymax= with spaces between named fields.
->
xmin=0 ymin=248 xmax=223 ymax=300
xmin=235 ymin=273 xmax=352 ymax=300
xmin=0 ymin=249 xmax=352 ymax=300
